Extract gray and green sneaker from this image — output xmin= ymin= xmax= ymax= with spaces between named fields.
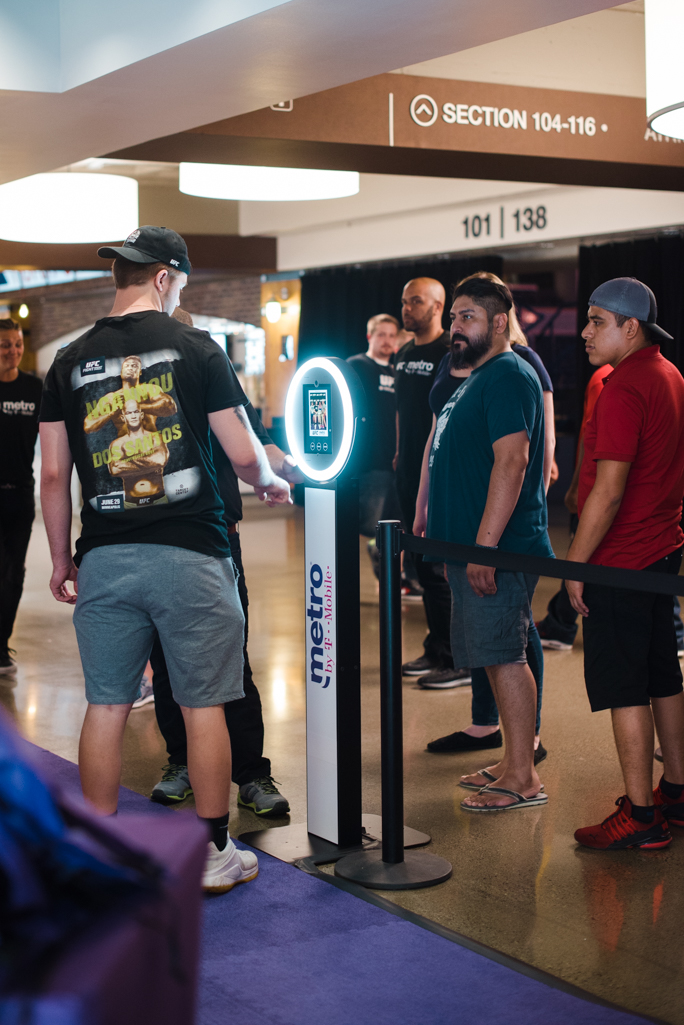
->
xmin=238 ymin=776 xmax=290 ymax=817
xmin=151 ymin=764 xmax=193 ymax=805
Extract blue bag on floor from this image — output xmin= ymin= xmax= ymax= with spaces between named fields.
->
xmin=0 ymin=710 xmax=162 ymax=993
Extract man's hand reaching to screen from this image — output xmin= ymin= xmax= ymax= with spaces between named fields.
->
xmin=264 ymin=445 xmax=303 ymax=486
xmin=209 ymin=406 xmax=294 ymax=506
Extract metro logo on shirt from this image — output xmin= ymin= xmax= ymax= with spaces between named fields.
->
xmin=395 ymin=358 xmax=436 ymax=377
xmin=2 ymin=400 xmax=36 ymax=416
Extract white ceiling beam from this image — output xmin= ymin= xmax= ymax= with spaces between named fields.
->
xmin=0 ymin=0 xmax=617 ymax=186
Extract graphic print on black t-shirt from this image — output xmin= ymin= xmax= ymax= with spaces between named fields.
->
xmin=73 ymin=349 xmax=199 ymax=513
xmin=40 ymin=311 xmax=248 ymax=563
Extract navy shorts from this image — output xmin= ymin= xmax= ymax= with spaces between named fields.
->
xmin=73 ymin=543 xmax=245 ymax=707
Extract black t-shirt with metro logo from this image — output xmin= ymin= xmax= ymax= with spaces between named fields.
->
xmin=346 ymin=353 xmax=396 ymax=473
xmin=394 ymin=333 xmax=449 ymax=506
xmin=0 ymin=370 xmax=43 ymax=487
xmin=40 ymin=310 xmax=247 ymax=564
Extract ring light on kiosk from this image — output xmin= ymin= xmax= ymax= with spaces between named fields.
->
xmin=285 ymin=357 xmax=356 ymax=482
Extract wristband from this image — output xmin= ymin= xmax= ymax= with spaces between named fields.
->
xmin=475 ymin=542 xmax=498 ymax=550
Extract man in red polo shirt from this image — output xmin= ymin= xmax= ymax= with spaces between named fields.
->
xmin=566 ymin=277 xmax=684 ymax=851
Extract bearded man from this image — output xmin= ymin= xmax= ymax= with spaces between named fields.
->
xmin=428 ymin=275 xmax=553 ymax=813
xmin=395 ymin=277 xmax=469 ymax=689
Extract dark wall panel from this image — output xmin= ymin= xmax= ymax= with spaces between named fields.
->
xmin=299 ymin=253 xmax=503 ymax=363
xmin=577 ymin=233 xmax=684 ymax=431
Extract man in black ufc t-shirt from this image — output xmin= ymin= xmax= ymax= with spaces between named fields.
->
xmin=40 ymin=226 xmax=291 ymax=893
xmin=395 ymin=278 xmax=469 ymax=690
xmin=0 ymin=318 xmax=42 ymax=673
xmin=149 ymin=308 xmax=298 ymax=816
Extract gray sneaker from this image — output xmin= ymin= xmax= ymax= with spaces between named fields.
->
xmin=151 ymin=764 xmax=193 ymax=804
xmin=238 ymin=776 xmax=290 ymax=817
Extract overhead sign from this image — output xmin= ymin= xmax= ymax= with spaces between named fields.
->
xmin=195 ymin=73 xmax=684 ymax=169
xmin=112 ymin=74 xmax=684 ymax=191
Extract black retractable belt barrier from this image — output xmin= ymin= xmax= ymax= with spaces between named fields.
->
xmin=336 ymin=523 xmax=684 ymax=890
xmin=335 ymin=521 xmax=453 ymax=890
xmin=403 ymin=535 xmax=684 ymax=596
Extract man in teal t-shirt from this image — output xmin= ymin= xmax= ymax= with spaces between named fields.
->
xmin=427 ymin=276 xmax=553 ymax=814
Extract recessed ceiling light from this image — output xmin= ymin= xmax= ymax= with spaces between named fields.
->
xmin=646 ymin=0 xmax=684 ymax=139
xmin=179 ymin=163 xmax=359 ymax=202
xmin=0 ymin=173 xmax=138 ymax=244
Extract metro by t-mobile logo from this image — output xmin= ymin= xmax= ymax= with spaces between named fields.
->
xmin=308 ymin=563 xmax=331 ymax=689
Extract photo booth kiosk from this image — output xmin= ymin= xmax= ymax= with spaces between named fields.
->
xmin=240 ymin=357 xmax=429 ymax=863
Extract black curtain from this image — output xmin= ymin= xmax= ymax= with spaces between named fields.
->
xmin=298 ymin=254 xmax=503 ymax=363
xmin=577 ymin=233 xmax=684 ymax=433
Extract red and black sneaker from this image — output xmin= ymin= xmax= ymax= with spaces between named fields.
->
xmin=653 ymin=778 xmax=684 ymax=828
xmin=574 ymin=795 xmax=672 ymax=850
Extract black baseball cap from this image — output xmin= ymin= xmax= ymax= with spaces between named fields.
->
xmin=589 ymin=277 xmax=672 ymax=341
xmin=98 ymin=225 xmax=192 ymax=276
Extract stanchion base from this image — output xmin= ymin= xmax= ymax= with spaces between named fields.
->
xmin=362 ymin=814 xmax=430 ymax=849
xmin=239 ymin=815 xmax=431 ymax=864
xmin=238 ymin=822 xmax=368 ymax=864
xmin=334 ymin=849 xmax=452 ymax=890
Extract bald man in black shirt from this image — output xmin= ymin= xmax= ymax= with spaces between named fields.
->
xmin=395 ymin=278 xmax=470 ymax=690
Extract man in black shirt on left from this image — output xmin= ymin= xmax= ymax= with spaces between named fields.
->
xmin=0 ymin=318 xmax=42 ymax=674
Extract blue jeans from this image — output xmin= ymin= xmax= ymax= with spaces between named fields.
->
xmin=470 ymin=621 xmax=544 ymax=735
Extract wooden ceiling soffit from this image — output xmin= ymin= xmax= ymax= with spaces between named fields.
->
xmin=108 ymin=73 xmax=684 ymax=192
xmin=0 ymin=234 xmax=276 ymax=273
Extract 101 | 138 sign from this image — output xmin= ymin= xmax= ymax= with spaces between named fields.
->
xmin=461 ymin=203 xmax=548 ymax=242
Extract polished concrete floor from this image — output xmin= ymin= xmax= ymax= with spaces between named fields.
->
xmin=4 ymin=502 xmax=684 ymax=1024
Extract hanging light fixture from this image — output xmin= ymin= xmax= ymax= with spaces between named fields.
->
xmin=179 ymin=163 xmax=359 ymax=202
xmin=0 ymin=173 xmax=138 ymax=244
xmin=645 ymin=0 xmax=684 ymax=140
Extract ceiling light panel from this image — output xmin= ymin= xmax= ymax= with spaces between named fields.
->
xmin=179 ymin=163 xmax=359 ymax=202
xmin=0 ymin=173 xmax=138 ymax=243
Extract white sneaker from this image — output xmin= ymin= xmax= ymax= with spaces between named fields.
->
xmin=202 ymin=839 xmax=258 ymax=893
xmin=131 ymin=680 xmax=154 ymax=709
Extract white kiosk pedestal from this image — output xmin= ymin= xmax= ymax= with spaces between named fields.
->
xmin=239 ymin=358 xmax=428 ymax=863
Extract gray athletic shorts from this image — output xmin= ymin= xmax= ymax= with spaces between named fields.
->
xmin=73 ymin=543 xmax=245 ymax=708
xmin=447 ymin=564 xmax=539 ymax=668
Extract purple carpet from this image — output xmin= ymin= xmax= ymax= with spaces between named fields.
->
xmin=30 ymin=746 xmax=650 ymax=1025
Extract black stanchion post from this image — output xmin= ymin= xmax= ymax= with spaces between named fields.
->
xmin=334 ymin=522 xmax=453 ymax=890
xmin=380 ymin=519 xmax=404 ymax=866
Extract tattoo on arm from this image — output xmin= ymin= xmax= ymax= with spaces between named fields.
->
xmin=233 ymin=405 xmax=250 ymax=430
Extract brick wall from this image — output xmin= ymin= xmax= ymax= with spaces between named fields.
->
xmin=1 ymin=272 xmax=261 ymax=350
xmin=183 ymin=274 xmax=261 ymax=326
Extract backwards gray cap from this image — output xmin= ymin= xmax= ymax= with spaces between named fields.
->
xmin=589 ymin=277 xmax=672 ymax=341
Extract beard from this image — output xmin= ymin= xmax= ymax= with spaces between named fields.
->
xmin=450 ymin=326 xmax=494 ymax=370
xmin=402 ymin=304 xmax=434 ymax=334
